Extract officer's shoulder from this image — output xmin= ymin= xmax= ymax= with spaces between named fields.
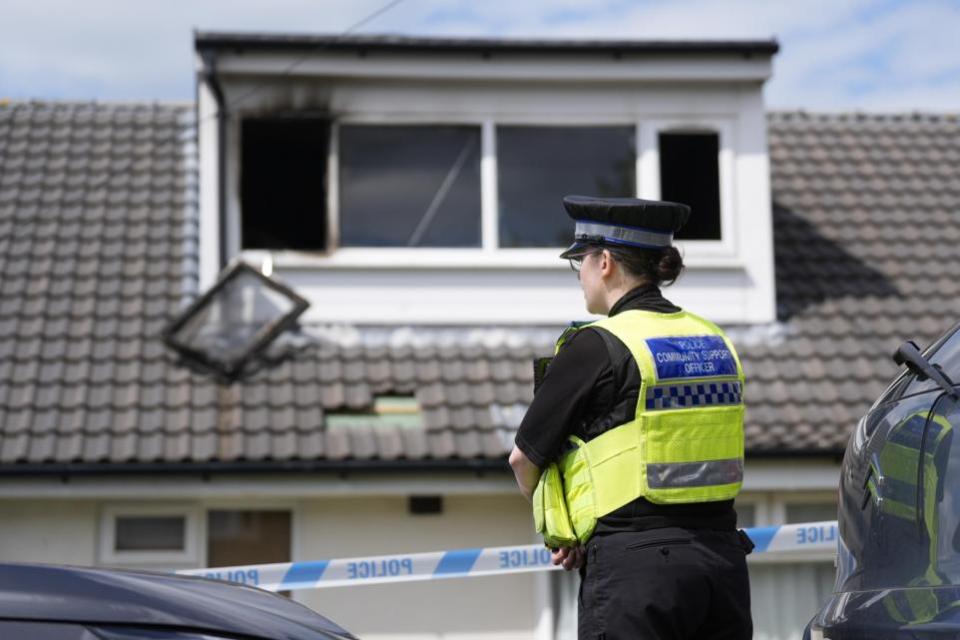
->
xmin=556 ymin=325 xmax=608 ymax=355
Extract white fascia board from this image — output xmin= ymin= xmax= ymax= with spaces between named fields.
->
xmin=262 ymin=262 xmax=769 ymax=325
xmin=246 ymin=248 xmax=750 ymax=270
xmin=214 ymin=52 xmax=773 ymax=84
xmin=197 ymin=80 xmax=221 ymax=291
xmin=0 ymin=474 xmax=518 ymax=500
xmin=742 ymin=458 xmax=841 ymax=492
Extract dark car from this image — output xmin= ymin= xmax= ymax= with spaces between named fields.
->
xmin=0 ymin=563 xmax=358 ymax=640
xmin=806 ymin=325 xmax=960 ymax=639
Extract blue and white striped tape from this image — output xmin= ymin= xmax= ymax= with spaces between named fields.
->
xmin=178 ymin=520 xmax=838 ymax=592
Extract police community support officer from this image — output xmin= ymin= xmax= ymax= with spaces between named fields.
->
xmin=508 ymin=195 xmax=753 ymax=640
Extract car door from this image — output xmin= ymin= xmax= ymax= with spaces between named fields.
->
xmin=838 ymin=390 xmax=941 ymax=592
xmin=815 ymin=325 xmax=960 ymax=638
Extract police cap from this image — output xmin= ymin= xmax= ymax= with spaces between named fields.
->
xmin=559 ymin=195 xmax=690 ymax=259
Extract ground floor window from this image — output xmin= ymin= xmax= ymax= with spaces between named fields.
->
xmin=207 ymin=509 xmax=291 ymax=568
xmin=99 ymin=505 xmax=292 ymax=573
xmin=99 ymin=505 xmax=199 ymax=565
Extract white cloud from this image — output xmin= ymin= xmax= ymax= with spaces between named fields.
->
xmin=1 ymin=0 xmax=958 ymax=111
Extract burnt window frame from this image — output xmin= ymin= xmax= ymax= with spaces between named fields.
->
xmin=238 ymin=113 xmax=333 ymax=253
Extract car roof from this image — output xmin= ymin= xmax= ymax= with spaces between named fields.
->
xmin=0 ymin=563 xmax=355 ymax=640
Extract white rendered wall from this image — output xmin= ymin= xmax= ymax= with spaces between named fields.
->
xmin=0 ymin=500 xmax=98 ymax=565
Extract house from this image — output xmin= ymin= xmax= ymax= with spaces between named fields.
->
xmin=2 ymin=33 xmax=958 ymax=640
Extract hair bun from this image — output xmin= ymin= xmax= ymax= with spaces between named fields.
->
xmin=656 ymin=246 xmax=684 ymax=286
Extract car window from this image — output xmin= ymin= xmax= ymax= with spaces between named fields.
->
xmin=921 ymin=394 xmax=960 ymax=585
xmin=899 ymin=325 xmax=960 ymax=397
xmin=876 ymin=369 xmax=913 ymax=406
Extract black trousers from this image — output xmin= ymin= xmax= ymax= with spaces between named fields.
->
xmin=577 ymin=528 xmax=753 ymax=640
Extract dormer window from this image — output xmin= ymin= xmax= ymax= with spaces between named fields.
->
xmin=241 ymin=121 xmax=643 ymax=254
xmin=238 ymin=121 xmax=730 ymax=255
xmin=201 ymin=34 xmax=778 ymax=323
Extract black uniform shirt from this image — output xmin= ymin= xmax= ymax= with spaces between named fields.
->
xmin=515 ymin=285 xmax=737 ymax=533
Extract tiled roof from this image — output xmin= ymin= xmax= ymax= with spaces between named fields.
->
xmin=2 ymin=102 xmax=959 ymax=470
xmin=741 ymin=111 xmax=960 ymax=453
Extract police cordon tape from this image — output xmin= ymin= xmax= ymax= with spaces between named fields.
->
xmin=177 ymin=520 xmax=838 ymax=592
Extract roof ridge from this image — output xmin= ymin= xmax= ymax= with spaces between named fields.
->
xmin=769 ymin=110 xmax=960 ymax=123
xmin=0 ymin=99 xmax=192 ymax=110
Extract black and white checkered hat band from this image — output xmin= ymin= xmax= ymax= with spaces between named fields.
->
xmin=574 ymin=221 xmax=673 ymax=249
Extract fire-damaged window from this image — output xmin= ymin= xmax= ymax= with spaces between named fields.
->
xmin=240 ymin=117 xmax=330 ymax=250
xmin=338 ymin=124 xmax=482 ymax=247
xmin=497 ymin=126 xmax=635 ymax=248
xmin=659 ymin=131 xmax=722 ymax=240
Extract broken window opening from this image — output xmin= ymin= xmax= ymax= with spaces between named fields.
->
xmin=240 ymin=116 xmax=330 ymax=251
xmin=659 ymin=131 xmax=722 ymax=241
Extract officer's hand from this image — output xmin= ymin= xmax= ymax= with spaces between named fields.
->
xmin=551 ymin=545 xmax=585 ymax=571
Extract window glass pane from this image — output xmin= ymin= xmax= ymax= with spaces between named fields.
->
xmin=877 ymin=369 xmax=913 ymax=405
xmin=115 ymin=516 xmax=185 ymax=551
xmin=241 ymin=117 xmax=329 ymax=250
xmin=339 ymin=125 xmax=481 ymax=247
xmin=207 ymin=510 xmax=291 ymax=568
xmin=785 ymin=503 xmax=837 ymax=524
xmin=660 ymin=132 xmax=721 ymax=240
xmin=497 ymin=126 xmax=635 ymax=248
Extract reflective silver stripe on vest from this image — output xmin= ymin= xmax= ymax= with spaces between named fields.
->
xmin=574 ymin=222 xmax=673 ymax=249
xmin=647 ymin=458 xmax=743 ymax=488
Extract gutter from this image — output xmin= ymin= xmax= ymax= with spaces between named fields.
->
xmin=0 ymin=450 xmax=843 ymax=478
xmin=195 ymin=33 xmax=780 ymax=57
xmin=0 ymin=458 xmax=511 ymax=478
xmin=200 ymin=49 xmax=229 ymax=270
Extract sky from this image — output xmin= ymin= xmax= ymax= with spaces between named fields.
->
xmin=2 ymin=0 xmax=958 ymax=112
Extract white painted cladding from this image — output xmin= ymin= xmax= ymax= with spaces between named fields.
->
xmin=197 ymin=47 xmax=776 ymax=324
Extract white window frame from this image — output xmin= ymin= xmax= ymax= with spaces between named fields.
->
xmin=239 ymin=114 xmax=739 ymax=270
xmin=99 ymin=504 xmax=201 ymax=566
xmin=638 ymin=117 xmax=737 ymax=259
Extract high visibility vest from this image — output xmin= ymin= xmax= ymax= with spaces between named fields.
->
xmin=533 ymin=309 xmax=746 ymax=547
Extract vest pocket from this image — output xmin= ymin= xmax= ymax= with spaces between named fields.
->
xmin=534 ymin=463 xmax=579 ymax=547
xmin=643 ymin=404 xmax=744 ymax=504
